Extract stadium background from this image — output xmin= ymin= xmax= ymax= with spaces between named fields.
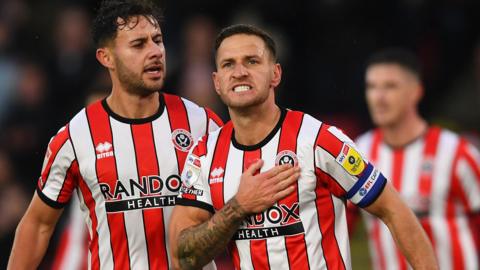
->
xmin=0 ymin=0 xmax=479 ymax=268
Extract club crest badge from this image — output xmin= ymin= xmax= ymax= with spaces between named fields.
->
xmin=172 ymin=129 xmax=193 ymax=152
xmin=275 ymin=150 xmax=298 ymax=166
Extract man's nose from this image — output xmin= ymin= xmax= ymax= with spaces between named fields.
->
xmin=232 ymin=63 xmax=248 ymax=78
xmin=147 ymin=41 xmax=164 ymax=59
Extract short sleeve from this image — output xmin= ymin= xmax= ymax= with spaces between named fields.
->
xmin=36 ymin=125 xmax=79 ymax=209
xmin=177 ymin=138 xmax=214 ymax=214
xmin=314 ymin=124 xmax=387 ymax=208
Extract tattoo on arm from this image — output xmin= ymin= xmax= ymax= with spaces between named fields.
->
xmin=177 ymin=198 xmax=247 ymax=270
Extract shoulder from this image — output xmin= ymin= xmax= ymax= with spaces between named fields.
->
xmin=192 ymin=121 xmax=233 ymax=158
xmin=355 ymin=130 xmax=375 ymax=145
xmin=162 ymin=92 xmax=203 ymax=114
xmin=354 ymin=129 xmax=377 ymax=152
xmin=163 ymin=92 xmax=223 ymax=129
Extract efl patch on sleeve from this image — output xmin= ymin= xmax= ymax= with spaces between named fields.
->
xmin=336 ymin=143 xmax=365 ymax=176
xmin=181 ymin=154 xmax=202 ymax=188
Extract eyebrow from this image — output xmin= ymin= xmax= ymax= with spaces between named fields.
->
xmin=128 ymin=33 xmax=162 ymax=44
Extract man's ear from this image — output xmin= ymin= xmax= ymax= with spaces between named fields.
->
xmin=96 ymin=47 xmax=115 ymax=69
xmin=212 ymin=71 xmax=221 ymax=96
xmin=271 ymin=63 xmax=282 ymax=88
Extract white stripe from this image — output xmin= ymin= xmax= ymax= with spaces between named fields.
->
xmin=455 ymin=213 xmax=478 ymax=270
xmin=332 ymin=196 xmax=351 ymax=269
xmin=400 ymin=139 xmax=422 ymax=197
xmin=365 ymin=218 xmax=381 ymax=270
xmin=182 ymin=98 xmax=208 ymax=141
xmin=70 ymin=110 xmax=114 ymax=270
xmin=223 ymin=144 xmax=244 ymax=204
xmin=355 ymin=131 xmax=374 ymax=155
xmin=457 ymin=159 xmax=480 ymax=209
xmin=297 ymin=116 xmax=325 ymax=269
xmin=379 ymin=223 xmax=399 ymax=270
xmin=373 ymin=144 xmax=398 ymax=269
xmin=43 ymin=140 xmax=75 ymax=201
xmin=431 ymin=132 xmax=457 ymax=269
xmin=110 ymin=118 xmax=149 ymax=269
xmin=208 ymin=118 xmax=221 ymax=133
xmin=224 ymin=144 xmax=255 ymax=269
xmin=262 ymin=133 xmax=290 ymax=269
xmin=152 ymin=114 xmax=177 ymax=268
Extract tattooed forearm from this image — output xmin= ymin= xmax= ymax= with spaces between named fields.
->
xmin=177 ymin=198 xmax=247 ymax=270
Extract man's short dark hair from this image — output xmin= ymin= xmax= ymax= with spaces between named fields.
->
xmin=214 ymin=24 xmax=277 ymax=61
xmin=92 ymin=0 xmax=163 ymax=47
xmin=366 ymin=48 xmax=421 ymax=79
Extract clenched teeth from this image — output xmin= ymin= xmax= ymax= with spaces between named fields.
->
xmin=233 ymin=85 xmax=251 ymax=92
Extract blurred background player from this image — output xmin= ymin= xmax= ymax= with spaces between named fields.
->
xmin=1 ymin=0 xmax=480 ymax=269
xmin=7 ymin=0 xmax=222 ymax=269
xmin=350 ymin=48 xmax=480 ymax=270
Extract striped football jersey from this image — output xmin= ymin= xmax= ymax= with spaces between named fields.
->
xmin=355 ymin=126 xmax=480 ymax=270
xmin=37 ymin=93 xmax=222 ymax=270
xmin=178 ymin=109 xmax=388 ymax=270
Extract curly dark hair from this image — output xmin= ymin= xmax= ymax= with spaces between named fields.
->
xmin=92 ymin=0 xmax=164 ymax=47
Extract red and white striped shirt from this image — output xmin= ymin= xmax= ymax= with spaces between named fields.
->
xmin=178 ymin=109 xmax=387 ymax=270
xmin=37 ymin=93 xmax=222 ymax=270
xmin=355 ymin=126 xmax=480 ymax=270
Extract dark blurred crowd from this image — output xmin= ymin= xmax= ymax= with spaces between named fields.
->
xmin=1 ymin=0 xmax=480 ymax=268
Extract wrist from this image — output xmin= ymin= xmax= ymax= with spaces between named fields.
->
xmin=229 ymin=197 xmax=249 ymax=219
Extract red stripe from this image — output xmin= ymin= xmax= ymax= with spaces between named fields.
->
xmin=276 ymin=111 xmax=309 ymax=269
xmin=447 ymin=140 xmax=466 ymax=269
xmin=230 ymin=243 xmax=241 ymax=269
xmin=82 ymin=232 xmax=88 ymax=270
xmin=131 ymin=123 xmax=168 ymax=269
xmin=314 ymin=184 xmax=346 ymax=270
xmin=391 ymin=148 xmax=407 ymax=270
xmin=419 ymin=127 xmax=441 ymax=196
xmin=192 ymin=136 xmax=208 ymax=158
xmin=391 ymin=149 xmax=404 ymax=190
xmin=370 ymin=129 xmax=382 ymax=163
xmin=244 ymin=149 xmax=270 ymax=269
xmin=369 ymin=131 xmax=385 ymax=270
xmin=78 ymin=178 xmax=100 ymax=270
xmin=87 ymin=102 xmax=130 ymax=270
xmin=316 ymin=124 xmax=343 ymax=158
xmin=446 ymin=196 xmax=465 ymax=269
xmin=209 ymin=124 xmax=232 ymax=210
xmin=205 ymin=107 xmax=224 ymax=129
xmin=315 ymin=168 xmax=348 ymax=197
xmin=371 ymin=220 xmax=386 ymax=270
xmin=39 ymin=125 xmax=70 ymax=190
xmin=57 ymin=160 xmax=80 ymax=203
xmin=418 ymin=127 xmax=441 ymax=255
xmin=164 ymin=93 xmax=191 ymax=173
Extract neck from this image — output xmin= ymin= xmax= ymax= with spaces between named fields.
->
xmin=230 ymin=101 xmax=281 ymax=147
xmin=106 ymin=85 xmax=160 ymax=119
xmin=380 ymin=112 xmax=427 ymax=148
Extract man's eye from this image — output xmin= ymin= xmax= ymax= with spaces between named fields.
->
xmin=248 ymin=59 xmax=258 ymax=64
xmin=222 ymin=62 xmax=232 ymax=68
